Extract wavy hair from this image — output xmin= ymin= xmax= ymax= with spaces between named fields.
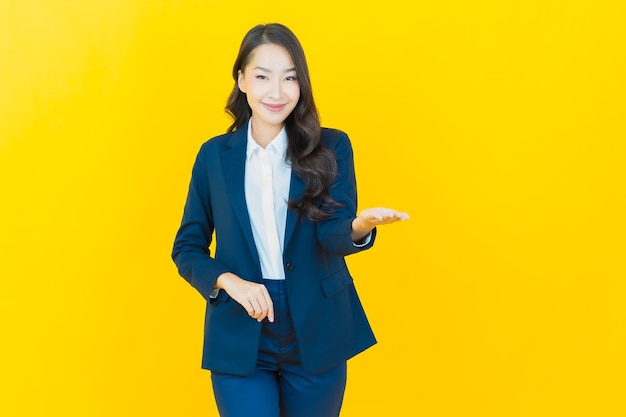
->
xmin=225 ymin=23 xmax=340 ymax=221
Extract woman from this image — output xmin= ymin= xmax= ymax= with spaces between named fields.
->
xmin=172 ymin=23 xmax=408 ymax=417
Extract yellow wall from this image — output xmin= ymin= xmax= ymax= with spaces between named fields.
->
xmin=1 ymin=1 xmax=625 ymax=415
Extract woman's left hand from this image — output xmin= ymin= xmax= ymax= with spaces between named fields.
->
xmin=351 ymin=207 xmax=409 ymax=242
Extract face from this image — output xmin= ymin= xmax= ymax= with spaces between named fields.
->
xmin=237 ymin=43 xmax=300 ymax=140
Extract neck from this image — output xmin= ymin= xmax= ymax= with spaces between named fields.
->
xmin=250 ymin=119 xmax=283 ymax=148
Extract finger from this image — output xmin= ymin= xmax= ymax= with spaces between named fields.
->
xmin=381 ymin=211 xmax=408 ymax=222
xmin=261 ymin=287 xmax=274 ymax=323
xmin=251 ymin=294 xmax=271 ymax=322
xmin=241 ymin=299 xmax=255 ymax=317
xmin=254 ymin=300 xmax=268 ymax=322
xmin=394 ymin=211 xmax=410 ymax=220
xmin=247 ymin=297 xmax=265 ymax=319
xmin=253 ymin=290 xmax=272 ymax=323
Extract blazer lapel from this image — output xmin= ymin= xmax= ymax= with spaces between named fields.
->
xmin=221 ymin=126 xmax=261 ymax=270
xmin=284 ymin=172 xmax=305 ymax=251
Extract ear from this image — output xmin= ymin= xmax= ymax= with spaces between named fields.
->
xmin=237 ymin=70 xmax=246 ymax=93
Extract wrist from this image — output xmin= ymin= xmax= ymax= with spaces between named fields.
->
xmin=352 ymin=216 xmax=372 ymax=234
xmin=215 ymin=272 xmax=236 ymax=290
xmin=351 ymin=217 xmax=373 ymax=242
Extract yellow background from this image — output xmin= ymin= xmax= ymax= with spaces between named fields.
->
xmin=1 ymin=1 xmax=625 ymax=416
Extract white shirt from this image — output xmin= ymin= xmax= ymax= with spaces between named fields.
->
xmin=244 ymin=121 xmax=291 ymax=280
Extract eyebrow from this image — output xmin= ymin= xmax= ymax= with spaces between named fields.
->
xmin=254 ymin=66 xmax=296 ymax=73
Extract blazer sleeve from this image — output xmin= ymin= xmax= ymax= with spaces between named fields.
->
xmin=316 ymin=130 xmax=377 ymax=256
xmin=171 ymin=144 xmax=231 ymax=300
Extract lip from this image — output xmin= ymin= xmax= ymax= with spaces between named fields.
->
xmin=262 ymin=103 xmax=287 ymax=112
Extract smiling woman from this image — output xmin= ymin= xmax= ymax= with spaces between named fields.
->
xmin=171 ymin=23 xmax=408 ymax=417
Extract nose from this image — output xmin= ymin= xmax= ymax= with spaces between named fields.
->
xmin=268 ymin=79 xmax=282 ymax=99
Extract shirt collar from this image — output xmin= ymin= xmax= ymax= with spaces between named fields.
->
xmin=246 ymin=119 xmax=288 ymax=161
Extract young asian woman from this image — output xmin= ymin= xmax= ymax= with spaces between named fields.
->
xmin=172 ymin=23 xmax=409 ymax=417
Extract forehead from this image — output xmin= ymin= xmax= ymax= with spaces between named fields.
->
xmin=246 ymin=43 xmax=295 ymax=70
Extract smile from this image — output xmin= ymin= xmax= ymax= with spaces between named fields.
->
xmin=262 ymin=103 xmax=287 ymax=112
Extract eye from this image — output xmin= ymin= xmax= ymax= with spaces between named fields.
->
xmin=255 ymin=75 xmax=269 ymax=80
xmin=285 ymin=76 xmax=297 ymax=81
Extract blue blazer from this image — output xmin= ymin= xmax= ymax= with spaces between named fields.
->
xmin=172 ymin=124 xmax=377 ymax=376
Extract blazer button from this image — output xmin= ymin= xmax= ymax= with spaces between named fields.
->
xmin=286 ymin=262 xmax=294 ymax=270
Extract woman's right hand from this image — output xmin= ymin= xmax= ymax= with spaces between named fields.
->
xmin=215 ymin=272 xmax=274 ymax=323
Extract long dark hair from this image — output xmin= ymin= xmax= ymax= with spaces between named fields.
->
xmin=226 ymin=23 xmax=340 ymax=221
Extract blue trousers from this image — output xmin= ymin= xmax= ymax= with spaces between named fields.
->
xmin=211 ymin=279 xmax=347 ymax=417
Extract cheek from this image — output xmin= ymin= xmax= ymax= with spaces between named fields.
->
xmin=287 ymin=83 xmax=301 ymax=100
xmin=244 ymin=81 xmax=263 ymax=101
